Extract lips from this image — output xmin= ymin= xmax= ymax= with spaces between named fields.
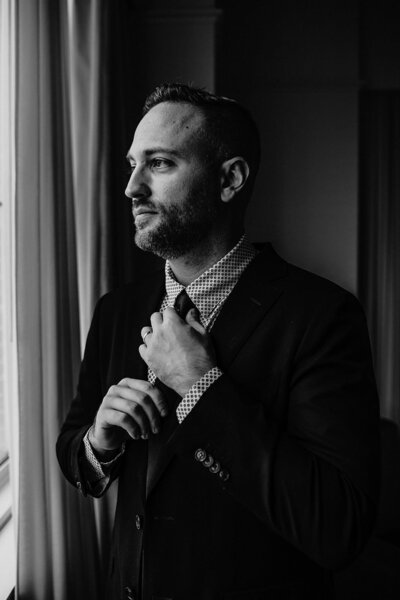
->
xmin=133 ymin=208 xmax=156 ymax=217
xmin=133 ymin=208 xmax=158 ymax=230
xmin=132 ymin=201 xmax=158 ymax=217
xmin=135 ymin=212 xmax=156 ymax=221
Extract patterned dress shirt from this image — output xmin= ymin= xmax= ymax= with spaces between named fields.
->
xmin=152 ymin=234 xmax=258 ymax=422
xmin=83 ymin=234 xmax=258 ymax=483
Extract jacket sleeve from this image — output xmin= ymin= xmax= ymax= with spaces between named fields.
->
xmin=176 ymin=291 xmax=380 ymax=570
xmin=56 ymin=295 xmax=122 ymax=497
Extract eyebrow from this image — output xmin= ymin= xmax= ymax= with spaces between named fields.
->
xmin=125 ymin=147 xmax=184 ymax=161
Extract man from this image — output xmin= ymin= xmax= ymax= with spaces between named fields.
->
xmin=57 ymin=83 xmax=380 ymax=600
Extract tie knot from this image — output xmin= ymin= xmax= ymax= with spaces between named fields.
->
xmin=174 ymin=290 xmax=196 ymax=319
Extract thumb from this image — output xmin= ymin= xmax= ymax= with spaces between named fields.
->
xmin=185 ymin=308 xmax=205 ymax=333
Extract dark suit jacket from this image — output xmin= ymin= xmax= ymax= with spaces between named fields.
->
xmin=56 ymin=244 xmax=380 ymax=600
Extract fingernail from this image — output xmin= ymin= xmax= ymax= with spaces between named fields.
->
xmin=161 ymin=408 xmax=168 ymax=417
xmin=152 ymin=426 xmax=159 ymax=434
xmin=142 ymin=432 xmax=148 ymax=440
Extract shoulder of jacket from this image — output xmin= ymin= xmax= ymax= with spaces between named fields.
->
xmin=283 ymin=262 xmax=362 ymax=316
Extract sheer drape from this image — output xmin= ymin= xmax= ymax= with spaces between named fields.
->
xmin=0 ymin=2 xmax=18 ymax=584
xmin=359 ymin=91 xmax=400 ymax=424
xmin=14 ymin=0 xmax=113 ymax=597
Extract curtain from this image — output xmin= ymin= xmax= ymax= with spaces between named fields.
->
xmin=13 ymin=0 xmax=114 ymax=597
xmin=359 ymin=91 xmax=400 ymax=424
xmin=0 ymin=0 xmax=19 ymax=580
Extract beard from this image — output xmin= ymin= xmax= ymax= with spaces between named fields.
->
xmin=133 ymin=184 xmax=221 ymax=260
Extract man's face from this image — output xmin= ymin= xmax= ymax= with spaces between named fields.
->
xmin=125 ymin=102 xmax=222 ymax=260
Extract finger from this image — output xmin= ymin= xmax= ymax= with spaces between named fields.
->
xmin=106 ymin=388 xmax=154 ymax=437
xmin=101 ymin=407 xmax=141 ymax=440
xmin=163 ymin=306 xmax=180 ymax=321
xmin=150 ymin=311 xmax=163 ymax=329
xmin=118 ymin=378 xmax=169 ymax=417
xmin=138 ymin=343 xmax=148 ymax=363
xmin=113 ymin=386 xmax=163 ymax=434
xmin=140 ymin=326 xmax=153 ymax=344
xmin=135 ymin=394 xmax=163 ymax=434
xmin=185 ymin=308 xmax=206 ymax=333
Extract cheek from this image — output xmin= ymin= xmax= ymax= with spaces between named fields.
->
xmin=153 ymin=176 xmax=188 ymax=200
xmin=154 ymin=177 xmax=196 ymax=207
xmin=152 ymin=166 xmax=215 ymax=207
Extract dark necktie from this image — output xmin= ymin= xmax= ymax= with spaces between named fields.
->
xmin=152 ymin=291 xmax=197 ymax=438
xmin=152 ymin=290 xmax=196 ymax=438
xmin=174 ymin=289 xmax=196 ymax=319
xmin=151 ymin=292 xmax=192 ymax=419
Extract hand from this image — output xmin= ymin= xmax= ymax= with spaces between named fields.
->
xmin=139 ymin=307 xmax=217 ymax=397
xmin=89 ymin=378 xmax=169 ymax=455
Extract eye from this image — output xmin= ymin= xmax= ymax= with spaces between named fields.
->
xmin=126 ymin=163 xmax=136 ymax=176
xmin=150 ymin=158 xmax=173 ymax=170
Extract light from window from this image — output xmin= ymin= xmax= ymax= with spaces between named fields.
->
xmin=0 ymin=233 xmax=9 ymax=468
xmin=0 ymin=1 xmax=17 ymax=596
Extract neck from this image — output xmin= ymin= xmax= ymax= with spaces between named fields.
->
xmin=168 ymin=229 xmax=244 ymax=286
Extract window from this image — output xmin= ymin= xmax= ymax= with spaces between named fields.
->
xmin=0 ymin=209 xmax=12 ymax=529
xmin=0 ymin=194 xmax=16 ymax=600
xmin=0 ymin=176 xmax=17 ymax=600
xmin=0 ymin=1 xmax=17 ymax=597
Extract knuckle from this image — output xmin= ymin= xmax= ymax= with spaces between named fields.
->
xmin=143 ymin=381 xmax=153 ymax=392
xmin=141 ymin=394 xmax=152 ymax=407
xmin=131 ymin=402 xmax=142 ymax=415
xmin=119 ymin=414 xmax=131 ymax=428
xmin=108 ymin=410 xmax=121 ymax=425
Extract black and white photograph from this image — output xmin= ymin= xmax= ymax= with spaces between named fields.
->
xmin=0 ymin=1 xmax=399 ymax=599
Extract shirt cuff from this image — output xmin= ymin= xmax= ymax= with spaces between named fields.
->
xmin=83 ymin=429 xmax=125 ymax=482
xmin=176 ymin=366 xmax=223 ymax=424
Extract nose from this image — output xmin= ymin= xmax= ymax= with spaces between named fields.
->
xmin=125 ymin=165 xmax=150 ymax=200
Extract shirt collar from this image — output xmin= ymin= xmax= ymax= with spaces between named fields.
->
xmin=164 ymin=234 xmax=258 ymax=322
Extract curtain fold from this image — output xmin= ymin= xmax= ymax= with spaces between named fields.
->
xmin=0 ymin=0 xmax=19 ymax=574
xmin=14 ymin=0 xmax=114 ymax=597
xmin=359 ymin=91 xmax=400 ymax=424
xmin=65 ymin=0 xmax=112 ymax=348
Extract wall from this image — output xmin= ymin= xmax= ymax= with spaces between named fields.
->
xmin=217 ymin=0 xmax=359 ymax=293
xmin=131 ymin=0 xmax=220 ymax=92
xmin=122 ymin=0 xmax=399 ymax=295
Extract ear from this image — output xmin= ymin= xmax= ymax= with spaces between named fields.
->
xmin=220 ymin=157 xmax=250 ymax=203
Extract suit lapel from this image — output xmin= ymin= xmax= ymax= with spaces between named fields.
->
xmin=210 ymin=244 xmax=287 ymax=370
xmin=145 ymin=244 xmax=288 ymax=498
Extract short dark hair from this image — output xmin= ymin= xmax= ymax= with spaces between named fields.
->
xmin=143 ymin=83 xmax=261 ymax=190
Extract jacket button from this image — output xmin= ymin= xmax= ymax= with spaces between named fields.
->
xmin=135 ymin=514 xmax=143 ymax=530
xmin=219 ymin=469 xmax=230 ymax=482
xmin=209 ymin=461 xmax=221 ymax=474
xmin=124 ymin=586 xmax=135 ymax=600
xmin=194 ymin=448 xmax=207 ymax=462
xmin=203 ymin=454 xmax=214 ymax=468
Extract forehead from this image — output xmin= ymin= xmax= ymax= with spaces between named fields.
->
xmin=130 ymin=102 xmax=206 ymax=155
